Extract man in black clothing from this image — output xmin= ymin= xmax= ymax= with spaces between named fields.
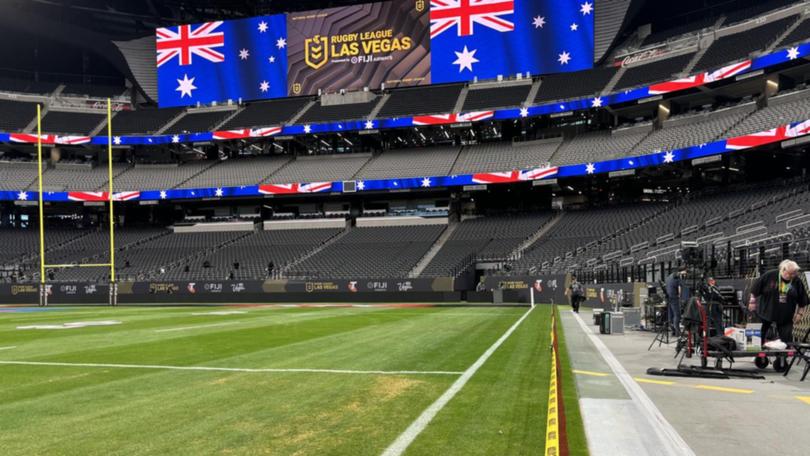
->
xmin=749 ymin=260 xmax=808 ymax=343
xmin=665 ymin=266 xmax=687 ymax=336
xmin=702 ymin=276 xmax=726 ymax=337
xmin=566 ymin=275 xmax=585 ymax=313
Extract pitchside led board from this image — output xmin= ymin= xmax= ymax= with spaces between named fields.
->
xmin=156 ymin=0 xmax=595 ymax=108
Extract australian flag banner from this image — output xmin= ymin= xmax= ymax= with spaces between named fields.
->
xmin=429 ymin=0 xmax=594 ymax=84
xmin=156 ymin=14 xmax=288 ymax=107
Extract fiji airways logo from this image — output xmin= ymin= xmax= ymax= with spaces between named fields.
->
xmin=305 ymin=35 xmax=329 ymax=70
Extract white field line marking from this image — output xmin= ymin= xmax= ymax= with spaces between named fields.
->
xmin=571 ymin=311 xmax=694 ymax=456
xmin=0 ymin=346 xmax=17 ymax=351
xmin=380 ymin=306 xmax=535 ymax=456
xmin=154 ymin=322 xmax=239 ymax=333
xmin=0 ymin=360 xmax=462 ymax=376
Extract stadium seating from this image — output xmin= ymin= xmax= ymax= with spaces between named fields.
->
xmin=164 ymin=110 xmax=234 ymax=134
xmin=0 ymin=99 xmax=38 ymax=131
xmin=693 ymin=15 xmax=799 ymax=72
xmin=219 ymin=98 xmax=310 ymax=129
xmin=355 ymin=147 xmax=460 ymax=180
xmin=509 ymin=205 xmax=664 ymax=273
xmin=450 ymin=140 xmax=559 ymax=174
xmin=552 ymin=127 xmax=650 ymax=165
xmin=776 ymin=17 xmax=810 ymax=47
xmin=35 ymin=163 xmax=129 ymax=191
xmin=0 ymin=161 xmax=39 ymax=190
xmin=722 ymin=0 xmax=798 ymax=25
xmin=287 ymin=225 xmax=444 ymax=278
xmin=534 ymin=67 xmax=617 ymax=103
xmin=179 ymin=156 xmax=290 ymax=189
xmin=462 ymin=84 xmax=531 ymax=111
xmin=298 ymin=100 xmax=378 ymax=123
xmin=41 ymin=111 xmax=105 ymax=135
xmin=420 ymin=214 xmax=552 ymax=277
xmin=632 ymin=103 xmax=755 ymax=155
xmin=171 ymin=229 xmax=343 ymax=280
xmin=110 ymin=107 xmax=184 ymax=135
xmin=61 ymin=83 xmax=126 ymax=99
xmin=265 ymin=154 xmax=371 ymax=184
xmin=376 ymin=84 xmax=463 ymax=118
xmin=113 ymin=161 xmax=214 ymax=190
xmin=614 ymin=53 xmax=695 ymax=90
xmin=0 ymin=78 xmax=59 ymax=95
xmin=725 ymin=90 xmax=810 ymax=137
xmin=510 ymin=181 xmax=810 ymax=275
xmin=640 ymin=16 xmax=720 ymax=47
xmin=114 ymin=231 xmax=247 ymax=281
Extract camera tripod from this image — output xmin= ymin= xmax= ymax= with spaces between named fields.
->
xmin=648 ymin=299 xmax=675 ymax=349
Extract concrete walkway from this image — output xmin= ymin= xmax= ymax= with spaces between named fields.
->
xmin=561 ymin=307 xmax=810 ymax=456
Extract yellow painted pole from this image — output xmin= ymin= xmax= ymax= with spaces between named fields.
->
xmin=107 ymin=98 xmax=116 ymax=284
xmin=36 ymin=104 xmax=45 ymax=285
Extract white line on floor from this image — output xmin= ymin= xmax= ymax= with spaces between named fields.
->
xmin=571 ymin=311 xmax=695 ymax=456
xmin=380 ymin=305 xmax=535 ymax=456
xmin=154 ymin=322 xmax=239 ymax=333
xmin=0 ymin=360 xmax=463 ymax=376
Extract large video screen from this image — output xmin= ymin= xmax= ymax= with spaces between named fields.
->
xmin=156 ymin=0 xmax=594 ymax=108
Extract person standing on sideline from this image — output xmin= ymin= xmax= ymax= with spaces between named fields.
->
xmin=665 ymin=266 xmax=687 ymax=336
xmin=749 ymin=259 xmax=808 ymax=343
xmin=566 ymin=275 xmax=585 ymax=313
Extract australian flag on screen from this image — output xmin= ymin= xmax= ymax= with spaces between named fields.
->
xmin=429 ymin=0 xmax=594 ymax=84
xmin=156 ymin=15 xmax=287 ymax=108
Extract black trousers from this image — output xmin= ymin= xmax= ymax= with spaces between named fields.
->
xmin=571 ymin=296 xmax=583 ymax=313
xmin=761 ymin=319 xmax=794 ymax=343
xmin=708 ymin=302 xmax=725 ymax=337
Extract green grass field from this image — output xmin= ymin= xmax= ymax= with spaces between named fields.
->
xmin=0 ymin=304 xmax=584 ymax=455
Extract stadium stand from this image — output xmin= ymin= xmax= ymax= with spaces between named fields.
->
xmin=113 ymin=161 xmax=214 ymax=190
xmin=355 ymin=147 xmax=460 ymax=180
xmin=298 ymin=99 xmax=378 ymax=123
xmin=725 ymin=89 xmax=810 ymax=137
xmin=632 ymin=103 xmax=755 ymax=155
xmin=179 ymin=156 xmax=290 ymax=189
xmin=614 ymin=53 xmax=695 ymax=90
xmin=775 ymin=17 xmax=810 ymax=47
xmin=506 ymin=180 xmax=810 ymax=275
xmin=692 ymin=15 xmax=799 ymax=72
xmin=34 ymin=163 xmax=129 ymax=191
xmin=0 ymin=99 xmax=38 ymax=131
xmin=533 ymin=67 xmax=617 ymax=103
xmin=287 ymin=225 xmax=445 ymax=279
xmin=163 ymin=109 xmax=234 ymax=134
xmin=462 ymin=84 xmax=532 ymax=111
xmin=0 ymin=228 xmax=88 ymax=273
xmin=551 ymin=127 xmax=650 ymax=165
xmin=0 ymin=161 xmax=38 ymax=190
xmin=376 ymin=84 xmax=463 ymax=118
xmin=0 ymin=78 xmax=59 ymax=95
xmin=171 ymin=228 xmax=344 ymax=280
xmin=450 ymin=140 xmax=560 ymax=174
xmin=110 ymin=107 xmax=184 ymax=135
xmin=113 ymin=231 xmax=247 ymax=281
xmin=722 ymin=0 xmax=799 ymax=25
xmin=420 ymin=214 xmax=552 ymax=277
xmin=265 ymin=154 xmax=371 ymax=184
xmin=509 ymin=204 xmax=664 ymax=273
xmin=61 ymin=83 xmax=126 ymax=99
xmin=41 ymin=111 xmax=105 ymax=135
xmin=640 ymin=16 xmax=720 ymax=47
xmin=219 ymin=98 xmax=310 ymax=129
